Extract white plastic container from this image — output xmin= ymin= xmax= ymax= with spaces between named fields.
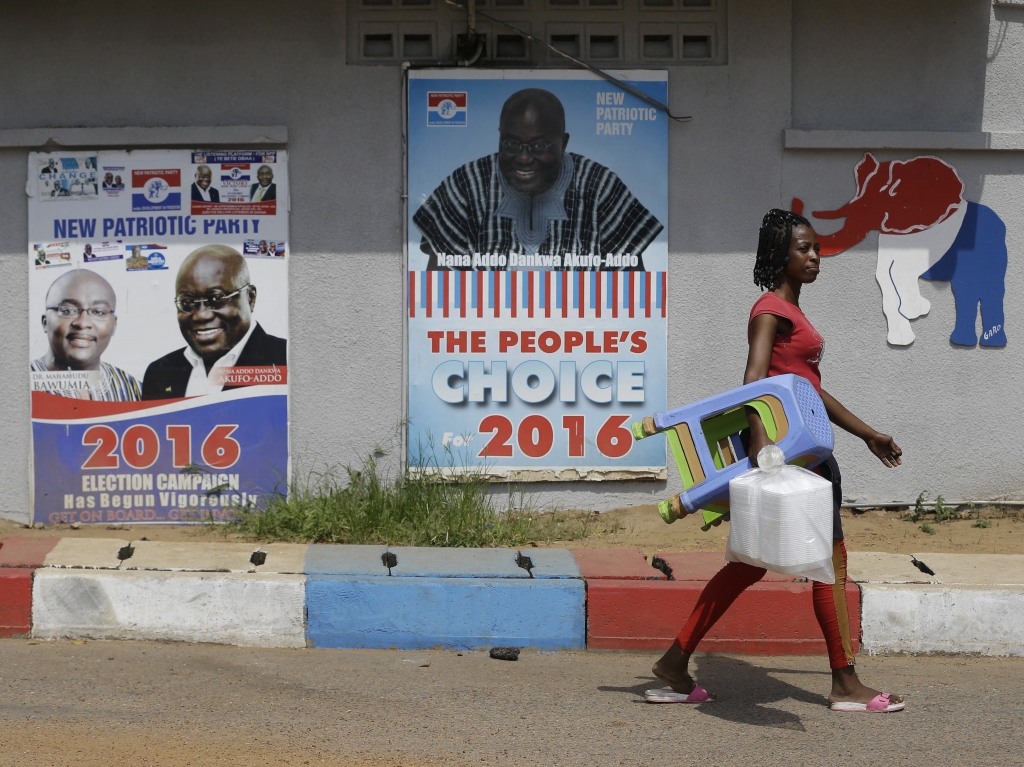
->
xmin=725 ymin=445 xmax=835 ymax=583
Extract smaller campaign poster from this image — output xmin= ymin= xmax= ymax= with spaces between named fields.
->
xmin=37 ymin=155 xmax=99 ymax=201
xmin=27 ymin=149 xmax=290 ymax=524
xmin=406 ymin=70 xmax=668 ymax=480
xmin=132 ymin=169 xmax=182 ymax=212
xmin=189 ymin=151 xmax=281 ymax=216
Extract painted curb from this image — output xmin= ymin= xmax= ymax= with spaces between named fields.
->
xmin=655 ymin=552 xmax=804 ymax=582
xmin=860 ymin=584 xmax=1024 ymax=656
xmin=0 ymin=570 xmax=34 ymax=637
xmin=306 ymin=576 xmax=586 ymax=650
xmin=0 ymin=537 xmax=60 ymax=568
xmin=580 ymin=551 xmax=860 ymax=653
xmin=571 ymin=549 xmax=667 ymax=580
xmin=910 ymin=552 xmax=1024 ymax=586
xmin=32 ymin=569 xmax=306 ymax=647
xmin=585 ymin=579 xmax=861 ymax=653
xmin=305 ymin=544 xmax=584 ymax=649
xmin=1 ymin=537 xmax=1021 ymax=656
xmin=0 ymin=537 xmax=59 ymax=637
xmin=42 ymin=537 xmax=131 ymax=569
xmin=124 ymin=540 xmax=263 ymax=572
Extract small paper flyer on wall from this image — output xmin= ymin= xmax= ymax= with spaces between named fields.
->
xmin=27 ymin=149 xmax=289 ymax=524
xmin=406 ymin=70 xmax=668 ymax=480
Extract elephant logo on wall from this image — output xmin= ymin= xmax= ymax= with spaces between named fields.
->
xmin=793 ymin=153 xmax=1007 ymax=347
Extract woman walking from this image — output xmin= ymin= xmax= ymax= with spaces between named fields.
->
xmin=647 ymin=209 xmax=905 ymax=713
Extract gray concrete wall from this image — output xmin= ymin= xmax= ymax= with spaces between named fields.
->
xmin=0 ymin=0 xmax=1020 ymax=523
xmin=780 ymin=2 xmax=1024 ymax=507
xmin=792 ymin=0 xmax=990 ymax=132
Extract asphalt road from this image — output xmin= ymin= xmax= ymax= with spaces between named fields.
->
xmin=1 ymin=639 xmax=1021 ymax=767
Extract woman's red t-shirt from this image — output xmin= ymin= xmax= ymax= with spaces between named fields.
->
xmin=748 ymin=292 xmax=824 ymax=393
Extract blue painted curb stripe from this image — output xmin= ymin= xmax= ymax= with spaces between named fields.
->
xmin=305 ymin=544 xmax=389 ymax=576
xmin=362 ymin=547 xmax=528 ymax=578
xmin=306 ymin=576 xmax=586 ymax=650
xmin=305 ymin=545 xmax=582 ymax=579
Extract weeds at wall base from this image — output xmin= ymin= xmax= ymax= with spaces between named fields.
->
xmin=222 ymin=443 xmax=596 ymax=547
xmin=903 ymin=492 xmax=1015 ymax=529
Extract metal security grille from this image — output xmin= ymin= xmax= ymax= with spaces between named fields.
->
xmin=347 ymin=0 xmax=728 ymax=65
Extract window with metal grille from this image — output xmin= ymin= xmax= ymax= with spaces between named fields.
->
xmin=348 ymin=0 xmax=726 ymax=64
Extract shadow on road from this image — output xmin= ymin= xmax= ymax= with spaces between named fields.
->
xmin=598 ymin=656 xmax=832 ymax=731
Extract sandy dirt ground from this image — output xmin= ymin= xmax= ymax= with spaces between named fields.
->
xmin=2 ymin=640 xmax=1022 ymax=767
xmin=4 ymin=504 xmax=1023 ymax=558
xmin=535 ymin=504 xmax=1024 ymax=558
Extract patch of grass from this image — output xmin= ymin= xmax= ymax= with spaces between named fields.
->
xmin=973 ymin=519 xmax=992 ymax=529
xmin=224 ymin=443 xmax=591 ymax=547
xmin=919 ymin=522 xmax=935 ymax=535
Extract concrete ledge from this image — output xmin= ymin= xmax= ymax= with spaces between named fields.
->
xmin=0 ymin=125 xmax=287 ymax=149
xmin=860 ymin=584 xmax=1024 ymax=656
xmin=124 ymin=541 xmax=260 ymax=573
xmin=306 ymin=576 xmax=585 ymax=650
xmin=784 ymin=129 xmax=1024 ymax=152
xmin=911 ymin=553 xmax=1024 ymax=586
xmin=42 ymin=538 xmax=130 ymax=570
xmin=257 ymin=543 xmax=309 ymax=574
xmin=32 ymin=569 xmax=306 ymax=647
xmin=848 ymin=552 xmax=937 ymax=584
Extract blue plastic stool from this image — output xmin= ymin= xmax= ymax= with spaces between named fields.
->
xmin=632 ymin=374 xmax=834 ymax=530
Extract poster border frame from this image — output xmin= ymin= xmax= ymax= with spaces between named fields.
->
xmin=26 ymin=147 xmax=292 ymax=524
xmin=403 ymin=67 xmax=669 ymax=483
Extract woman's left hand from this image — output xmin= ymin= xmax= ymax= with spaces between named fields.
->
xmin=865 ymin=432 xmax=902 ymax=467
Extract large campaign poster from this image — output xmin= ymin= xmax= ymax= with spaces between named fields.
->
xmin=407 ymin=70 xmax=668 ymax=480
xmin=28 ymin=149 xmax=289 ymax=524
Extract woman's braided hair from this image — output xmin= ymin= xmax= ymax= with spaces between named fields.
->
xmin=753 ymin=208 xmax=811 ymax=290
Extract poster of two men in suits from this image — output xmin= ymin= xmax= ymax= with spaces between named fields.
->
xmin=27 ymin=149 xmax=289 ymax=525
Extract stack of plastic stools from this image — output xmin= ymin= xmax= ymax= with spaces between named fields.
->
xmin=631 ymin=374 xmax=834 ymax=530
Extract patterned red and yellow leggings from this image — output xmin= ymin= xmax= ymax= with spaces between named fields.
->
xmin=673 ymin=540 xmax=855 ymax=669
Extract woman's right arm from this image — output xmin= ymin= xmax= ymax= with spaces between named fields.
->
xmin=744 ymin=313 xmax=780 ymax=466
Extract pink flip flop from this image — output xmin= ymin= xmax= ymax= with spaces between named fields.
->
xmin=830 ymin=692 xmax=905 ymax=713
xmin=644 ymin=685 xmax=712 ymax=704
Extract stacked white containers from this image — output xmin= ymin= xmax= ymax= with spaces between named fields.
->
xmin=726 ymin=446 xmax=836 ymax=583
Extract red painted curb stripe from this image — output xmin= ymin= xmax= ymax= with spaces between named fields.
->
xmin=0 ymin=569 xmax=33 ymax=637
xmin=571 ymin=549 xmax=666 ymax=580
xmin=585 ymin=579 xmax=861 ymax=655
xmin=0 ymin=537 xmax=60 ymax=567
xmin=654 ymin=552 xmax=798 ymax=583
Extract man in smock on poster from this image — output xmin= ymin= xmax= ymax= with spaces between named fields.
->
xmin=407 ymin=71 xmax=668 ymax=480
xmin=413 ymin=87 xmax=663 ymax=272
xmin=28 ymin=150 xmax=289 ymax=526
